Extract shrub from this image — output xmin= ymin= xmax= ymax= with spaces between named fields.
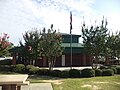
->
xmin=95 ymin=69 xmax=102 ymax=76
xmin=69 ymin=69 xmax=80 ymax=78
xmin=116 ymin=67 xmax=120 ymax=74
xmin=81 ymin=68 xmax=95 ymax=77
xmin=99 ymin=65 xmax=108 ymax=69
xmin=38 ymin=69 xmax=49 ymax=76
xmin=59 ymin=70 xmax=69 ymax=78
xmin=29 ymin=67 xmax=39 ymax=75
xmin=102 ymin=69 xmax=114 ymax=76
xmin=49 ymin=70 xmax=61 ymax=77
xmin=108 ymin=65 xmax=117 ymax=68
xmin=0 ymin=60 xmax=12 ymax=65
xmin=26 ymin=65 xmax=35 ymax=70
xmin=10 ymin=65 xmax=16 ymax=72
xmin=13 ymin=64 xmax=25 ymax=73
xmin=0 ymin=65 xmax=12 ymax=72
xmin=109 ymin=67 xmax=117 ymax=74
xmin=25 ymin=65 xmax=35 ymax=73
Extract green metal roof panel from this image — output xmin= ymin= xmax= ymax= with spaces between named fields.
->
xmin=62 ymin=43 xmax=83 ymax=47
xmin=63 ymin=47 xmax=85 ymax=54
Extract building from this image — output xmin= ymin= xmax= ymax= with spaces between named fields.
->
xmin=10 ymin=33 xmax=91 ymax=67
xmin=35 ymin=33 xmax=91 ymax=67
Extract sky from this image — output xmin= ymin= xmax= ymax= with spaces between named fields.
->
xmin=0 ymin=0 xmax=120 ymax=45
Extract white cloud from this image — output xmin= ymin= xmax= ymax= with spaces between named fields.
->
xmin=0 ymin=0 xmax=105 ymax=45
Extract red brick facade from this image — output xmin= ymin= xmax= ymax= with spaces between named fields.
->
xmin=35 ymin=54 xmax=91 ymax=67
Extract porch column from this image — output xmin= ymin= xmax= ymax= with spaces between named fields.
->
xmin=61 ymin=55 xmax=65 ymax=66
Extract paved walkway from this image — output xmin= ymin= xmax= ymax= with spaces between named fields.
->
xmin=0 ymin=83 xmax=53 ymax=90
xmin=21 ymin=83 xmax=53 ymax=90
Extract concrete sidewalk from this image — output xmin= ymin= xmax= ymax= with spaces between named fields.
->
xmin=0 ymin=83 xmax=53 ymax=90
xmin=21 ymin=83 xmax=53 ymax=90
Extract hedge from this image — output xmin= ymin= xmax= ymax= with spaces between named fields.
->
xmin=69 ymin=69 xmax=80 ymax=78
xmin=102 ymin=69 xmax=114 ymax=76
xmin=49 ymin=70 xmax=61 ymax=77
xmin=29 ymin=67 xmax=39 ymax=75
xmin=59 ymin=70 xmax=69 ymax=78
xmin=95 ymin=69 xmax=102 ymax=76
xmin=38 ymin=69 xmax=49 ymax=76
xmin=81 ymin=68 xmax=95 ymax=77
xmin=13 ymin=64 xmax=25 ymax=73
xmin=116 ymin=67 xmax=120 ymax=74
xmin=25 ymin=65 xmax=35 ymax=73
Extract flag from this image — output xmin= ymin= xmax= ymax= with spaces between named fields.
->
xmin=70 ymin=11 xmax=72 ymax=34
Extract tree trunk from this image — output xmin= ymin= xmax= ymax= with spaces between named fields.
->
xmin=48 ymin=58 xmax=53 ymax=71
xmin=90 ymin=56 xmax=94 ymax=69
xmin=105 ymin=56 xmax=109 ymax=65
xmin=53 ymin=57 xmax=56 ymax=67
xmin=95 ymin=56 xmax=99 ymax=69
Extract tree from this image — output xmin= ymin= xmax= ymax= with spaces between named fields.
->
xmin=19 ymin=25 xmax=64 ymax=69
xmin=41 ymin=24 xmax=64 ymax=71
xmin=115 ymin=32 xmax=120 ymax=61
xmin=108 ymin=32 xmax=120 ymax=64
xmin=19 ymin=29 xmax=42 ymax=65
xmin=0 ymin=33 xmax=12 ymax=56
xmin=81 ymin=19 xmax=109 ymax=68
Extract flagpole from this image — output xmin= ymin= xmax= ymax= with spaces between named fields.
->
xmin=70 ymin=11 xmax=72 ymax=69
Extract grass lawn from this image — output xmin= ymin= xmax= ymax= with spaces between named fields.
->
xmin=29 ymin=75 xmax=120 ymax=90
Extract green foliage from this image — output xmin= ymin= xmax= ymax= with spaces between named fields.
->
xmin=49 ymin=70 xmax=61 ymax=77
xmin=13 ymin=64 xmax=25 ymax=73
xmin=108 ymin=65 xmax=117 ymax=68
xmin=0 ymin=60 xmax=12 ymax=65
xmin=26 ymin=65 xmax=34 ymax=69
xmin=81 ymin=19 xmax=110 ymax=67
xmin=99 ymin=65 xmax=108 ymax=69
xmin=59 ymin=70 xmax=69 ymax=78
xmin=95 ymin=69 xmax=102 ymax=76
xmin=0 ymin=65 xmax=12 ymax=72
xmin=41 ymin=24 xmax=64 ymax=71
xmin=10 ymin=65 xmax=16 ymax=72
xmin=19 ymin=30 xmax=42 ymax=65
xmin=38 ymin=69 xmax=49 ymax=76
xmin=69 ymin=69 xmax=80 ymax=78
xmin=82 ymin=19 xmax=108 ymax=55
xmin=116 ymin=67 xmax=120 ymax=74
xmin=81 ymin=68 xmax=95 ymax=77
xmin=25 ymin=65 xmax=35 ymax=73
xmin=16 ymin=24 xmax=64 ymax=70
xmin=29 ymin=67 xmax=39 ymax=75
xmin=102 ymin=69 xmax=114 ymax=76
xmin=109 ymin=67 xmax=117 ymax=74
xmin=107 ymin=32 xmax=120 ymax=59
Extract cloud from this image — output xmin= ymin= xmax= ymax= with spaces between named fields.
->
xmin=0 ymin=0 xmax=96 ymax=45
xmin=32 ymin=0 xmax=96 ymax=33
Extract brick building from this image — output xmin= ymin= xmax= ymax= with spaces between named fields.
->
xmin=11 ymin=33 xmax=91 ymax=67
xmin=35 ymin=34 xmax=91 ymax=67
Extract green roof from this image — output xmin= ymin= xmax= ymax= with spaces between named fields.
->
xmin=62 ymin=43 xmax=83 ymax=48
